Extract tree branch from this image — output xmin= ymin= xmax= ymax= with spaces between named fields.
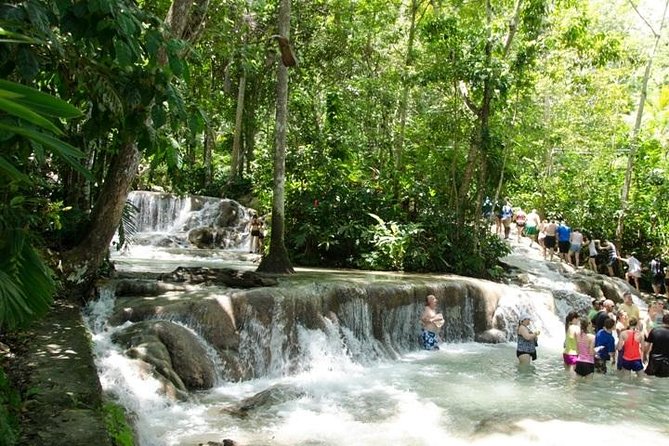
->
xmin=458 ymin=81 xmax=480 ymax=115
xmin=503 ymin=0 xmax=524 ymax=57
xmin=627 ymin=0 xmax=659 ymax=37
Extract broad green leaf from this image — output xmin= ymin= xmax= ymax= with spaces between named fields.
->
xmin=0 ymin=155 xmax=31 ymax=184
xmin=0 ymin=80 xmax=82 ymax=119
xmin=0 ymin=97 xmax=63 ymax=134
xmin=0 ymin=123 xmax=93 ymax=181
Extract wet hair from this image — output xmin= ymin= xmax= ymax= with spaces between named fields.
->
xmin=579 ymin=318 xmax=590 ymax=333
xmin=628 ymin=317 xmax=638 ymax=327
xmin=425 ymin=294 xmax=437 ymax=305
xmin=565 ymin=311 xmax=579 ymax=332
xmin=604 ymin=318 xmax=615 ymax=330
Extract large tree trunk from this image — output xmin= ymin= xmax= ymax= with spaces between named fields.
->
xmin=615 ymin=0 xmax=668 ymax=247
xmin=62 ymin=140 xmax=140 ymax=296
xmin=257 ymin=0 xmax=294 ymax=274
xmin=61 ymin=0 xmax=212 ymax=295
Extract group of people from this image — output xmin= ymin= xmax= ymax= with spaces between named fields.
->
xmin=517 ymin=291 xmax=669 ymax=378
xmin=495 ymin=201 xmax=669 ymax=296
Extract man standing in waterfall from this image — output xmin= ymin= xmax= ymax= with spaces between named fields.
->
xmin=421 ymin=295 xmax=444 ymax=350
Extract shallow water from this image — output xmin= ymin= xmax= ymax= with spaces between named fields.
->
xmin=130 ymin=341 xmax=669 ymax=446
xmin=98 ymin=224 xmax=666 ymax=446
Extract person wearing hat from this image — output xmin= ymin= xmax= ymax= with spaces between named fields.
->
xmin=517 ymin=313 xmax=540 ymax=365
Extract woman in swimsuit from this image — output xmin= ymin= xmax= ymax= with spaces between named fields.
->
xmin=517 ymin=314 xmax=539 ymax=365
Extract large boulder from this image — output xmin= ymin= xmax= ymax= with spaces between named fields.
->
xmin=112 ymin=321 xmax=217 ymax=392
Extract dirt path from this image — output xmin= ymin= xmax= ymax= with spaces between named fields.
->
xmin=3 ymin=300 xmax=112 ymax=446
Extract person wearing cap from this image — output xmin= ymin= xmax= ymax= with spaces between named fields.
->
xmin=517 ymin=313 xmax=539 ymax=365
xmin=618 ymin=291 xmax=639 ymax=323
xmin=420 ymin=294 xmax=444 ymax=350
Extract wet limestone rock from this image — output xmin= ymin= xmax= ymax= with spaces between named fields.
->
xmin=159 ymin=266 xmax=278 ymax=288
xmin=222 ymin=384 xmax=307 ymax=418
xmin=112 ymin=320 xmax=217 ymax=392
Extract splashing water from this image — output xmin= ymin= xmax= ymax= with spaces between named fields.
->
xmin=86 ymin=202 xmax=669 ymax=445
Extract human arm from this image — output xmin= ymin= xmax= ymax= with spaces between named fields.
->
xmin=616 ymin=331 xmax=626 ymax=351
xmin=518 ymin=325 xmax=539 ymax=341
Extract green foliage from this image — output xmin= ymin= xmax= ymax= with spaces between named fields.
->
xmin=0 ymin=368 xmax=20 ymax=446
xmin=102 ymin=401 xmax=135 ymax=446
xmin=0 ymin=77 xmax=88 ymax=329
xmin=362 ymin=213 xmax=423 ymax=270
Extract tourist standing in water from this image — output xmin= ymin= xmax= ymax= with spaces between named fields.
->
xmin=593 ymin=299 xmax=615 ymax=333
xmin=644 ymin=313 xmax=669 ymax=377
xmin=420 ymin=295 xmax=444 ymax=350
xmin=617 ymin=317 xmax=645 ymax=375
xmin=618 ymin=291 xmax=639 ymax=322
xmin=517 ymin=314 xmax=539 ymax=365
xmin=594 ymin=318 xmax=616 ymax=374
xmin=574 ymin=318 xmax=596 ymax=379
xmin=248 ymin=214 xmax=263 ymax=254
xmin=563 ymin=311 xmax=580 ymax=372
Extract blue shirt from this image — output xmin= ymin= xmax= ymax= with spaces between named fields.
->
xmin=595 ymin=329 xmax=616 ymax=360
xmin=556 ymin=224 xmax=571 ymax=242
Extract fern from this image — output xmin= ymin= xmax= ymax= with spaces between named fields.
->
xmin=116 ymin=200 xmax=139 ymax=250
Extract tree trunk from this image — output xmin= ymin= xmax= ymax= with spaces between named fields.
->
xmin=230 ymin=73 xmax=247 ymax=181
xmin=456 ymin=0 xmax=522 ymax=226
xmin=393 ymin=0 xmax=420 ymax=194
xmin=204 ymin=124 xmax=214 ymax=188
xmin=257 ymin=0 xmax=294 ymax=274
xmin=615 ymin=0 xmax=668 ymax=247
xmin=62 ymin=140 xmax=140 ymax=296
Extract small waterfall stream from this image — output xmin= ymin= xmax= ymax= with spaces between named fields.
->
xmin=86 ymin=192 xmax=667 ymax=446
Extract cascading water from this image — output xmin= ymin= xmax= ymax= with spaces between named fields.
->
xmin=88 ymin=194 xmax=669 ymax=446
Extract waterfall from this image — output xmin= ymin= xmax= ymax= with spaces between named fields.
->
xmin=120 ymin=191 xmax=254 ymax=250
xmin=89 ymin=197 xmax=658 ymax=446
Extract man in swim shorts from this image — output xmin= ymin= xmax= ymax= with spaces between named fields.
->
xmin=420 ymin=295 xmax=444 ymax=350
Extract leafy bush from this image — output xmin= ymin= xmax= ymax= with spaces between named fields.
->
xmin=0 ymin=368 xmax=20 ymax=446
xmin=102 ymin=402 xmax=135 ymax=446
xmin=361 ymin=213 xmax=423 ymax=270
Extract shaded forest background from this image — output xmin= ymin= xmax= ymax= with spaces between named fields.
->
xmin=2 ymin=0 xmax=669 ymax=330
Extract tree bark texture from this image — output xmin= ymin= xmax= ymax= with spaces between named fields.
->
xmin=62 ymin=140 xmax=140 ymax=295
xmin=258 ymin=0 xmax=294 ymax=274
